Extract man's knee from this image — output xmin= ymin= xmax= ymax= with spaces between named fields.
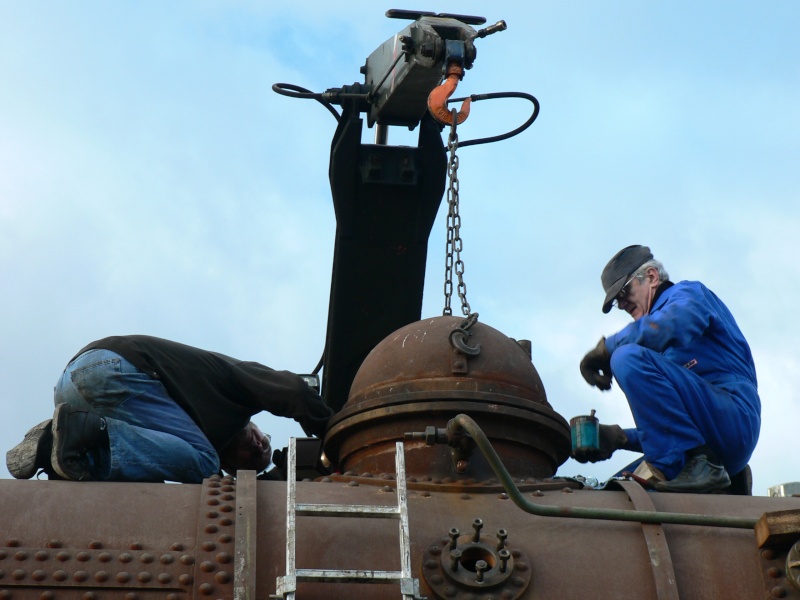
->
xmin=610 ymin=344 xmax=650 ymax=382
xmin=201 ymin=451 xmax=221 ymax=478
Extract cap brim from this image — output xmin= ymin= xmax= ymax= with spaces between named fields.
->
xmin=602 ymin=273 xmax=628 ymax=313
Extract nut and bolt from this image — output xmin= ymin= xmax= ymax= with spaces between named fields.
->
xmin=449 ymin=549 xmax=462 ymax=573
xmin=448 ymin=528 xmax=460 ymax=550
xmin=472 ymin=519 xmax=483 ymax=543
xmin=499 ymin=549 xmax=511 ymax=573
xmin=496 ymin=529 xmax=508 ymax=550
xmin=475 ymin=560 xmax=488 ymax=583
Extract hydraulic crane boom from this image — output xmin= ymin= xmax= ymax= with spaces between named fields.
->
xmin=319 ymin=11 xmax=503 ymax=412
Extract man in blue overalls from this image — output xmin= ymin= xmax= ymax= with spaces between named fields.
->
xmin=575 ymin=245 xmax=760 ymax=493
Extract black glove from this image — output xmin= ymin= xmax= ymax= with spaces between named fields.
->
xmin=580 ymin=337 xmax=612 ymax=390
xmin=572 ymin=424 xmax=628 ymax=463
xmin=271 ymin=448 xmax=286 ymax=471
xmin=298 ymin=387 xmax=334 ymax=438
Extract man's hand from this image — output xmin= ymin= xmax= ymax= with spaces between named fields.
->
xmin=572 ymin=424 xmax=628 ymax=463
xmin=580 ymin=337 xmax=612 ymax=390
xmin=298 ymin=386 xmax=334 ymax=438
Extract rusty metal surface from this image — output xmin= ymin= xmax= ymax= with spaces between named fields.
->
xmin=759 ymin=544 xmax=800 ymax=599
xmin=3 ymin=477 xmax=800 ymax=600
xmin=192 ymin=476 xmax=238 ymax=600
xmin=233 ymin=471 xmax=257 ymax=600
xmin=324 ymin=317 xmax=571 ymax=480
xmin=340 ymin=317 xmax=550 ymax=408
xmin=0 ymin=478 xmax=223 ymax=600
xmin=420 ymin=518 xmax=532 ymax=600
xmin=615 ymin=480 xmax=679 ymax=600
xmin=276 ymin=440 xmax=419 ymax=600
xmin=325 ymin=472 xmax=584 ymax=495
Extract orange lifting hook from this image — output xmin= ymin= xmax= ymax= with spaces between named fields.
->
xmin=427 ymin=63 xmax=472 ymax=126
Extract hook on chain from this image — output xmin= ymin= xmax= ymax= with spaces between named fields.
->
xmin=449 ymin=313 xmax=481 ymax=356
xmin=427 ymin=63 xmax=472 ymax=126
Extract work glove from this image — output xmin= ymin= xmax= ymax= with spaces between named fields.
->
xmin=572 ymin=424 xmax=628 ymax=463
xmin=298 ymin=387 xmax=334 ymax=438
xmin=579 ymin=337 xmax=612 ymax=390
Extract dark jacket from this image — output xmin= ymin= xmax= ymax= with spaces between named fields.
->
xmin=76 ymin=335 xmax=332 ymax=449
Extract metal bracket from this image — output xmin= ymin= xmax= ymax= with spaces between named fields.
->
xmin=611 ymin=480 xmax=679 ymax=600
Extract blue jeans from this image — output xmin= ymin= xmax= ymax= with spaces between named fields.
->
xmin=54 ymin=349 xmax=219 ymax=483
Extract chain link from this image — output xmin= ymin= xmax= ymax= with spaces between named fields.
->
xmin=443 ymin=111 xmax=472 ymax=317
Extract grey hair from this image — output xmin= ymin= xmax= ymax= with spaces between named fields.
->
xmin=632 ymin=259 xmax=669 ymax=283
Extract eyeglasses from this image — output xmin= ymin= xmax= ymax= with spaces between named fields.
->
xmin=613 ymin=275 xmax=636 ymax=306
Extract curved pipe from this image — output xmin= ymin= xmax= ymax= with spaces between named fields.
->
xmin=447 ymin=414 xmax=758 ymax=530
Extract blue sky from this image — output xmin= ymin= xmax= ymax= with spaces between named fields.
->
xmin=1 ymin=2 xmax=798 ymax=494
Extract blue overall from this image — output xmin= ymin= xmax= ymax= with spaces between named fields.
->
xmin=605 ymin=281 xmax=760 ymax=479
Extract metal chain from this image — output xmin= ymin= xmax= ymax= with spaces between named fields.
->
xmin=443 ymin=110 xmax=472 ymax=316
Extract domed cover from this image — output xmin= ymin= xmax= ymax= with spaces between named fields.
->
xmin=324 ymin=316 xmax=571 ymax=480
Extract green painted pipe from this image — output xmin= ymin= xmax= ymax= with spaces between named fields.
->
xmin=450 ymin=413 xmax=759 ymax=530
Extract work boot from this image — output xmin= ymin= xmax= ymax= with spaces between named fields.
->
xmin=654 ymin=454 xmax=731 ymax=494
xmin=51 ymin=404 xmax=108 ymax=481
xmin=6 ymin=419 xmax=58 ymax=479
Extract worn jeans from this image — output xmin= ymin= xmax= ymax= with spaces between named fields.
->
xmin=54 ymin=349 xmax=219 ymax=483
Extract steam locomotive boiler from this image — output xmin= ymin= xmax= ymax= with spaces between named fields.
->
xmin=3 ymin=9 xmax=800 ymax=600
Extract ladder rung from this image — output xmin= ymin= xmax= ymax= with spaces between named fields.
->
xmin=277 ymin=439 xmax=419 ymax=599
xmin=295 ymin=503 xmax=400 ymax=518
xmin=296 ymin=569 xmax=403 ymax=583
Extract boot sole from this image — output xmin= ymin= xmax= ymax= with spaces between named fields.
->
xmin=51 ymin=404 xmax=90 ymax=481
xmin=6 ymin=419 xmax=53 ymax=479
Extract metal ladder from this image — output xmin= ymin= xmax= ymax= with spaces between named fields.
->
xmin=272 ymin=439 xmax=424 ymax=600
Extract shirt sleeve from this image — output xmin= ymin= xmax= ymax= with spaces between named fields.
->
xmin=605 ymin=283 xmax=713 ymax=354
xmin=621 ymin=427 xmax=642 ymax=453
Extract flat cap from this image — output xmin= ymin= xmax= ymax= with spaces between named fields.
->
xmin=601 ymin=245 xmax=653 ymax=313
